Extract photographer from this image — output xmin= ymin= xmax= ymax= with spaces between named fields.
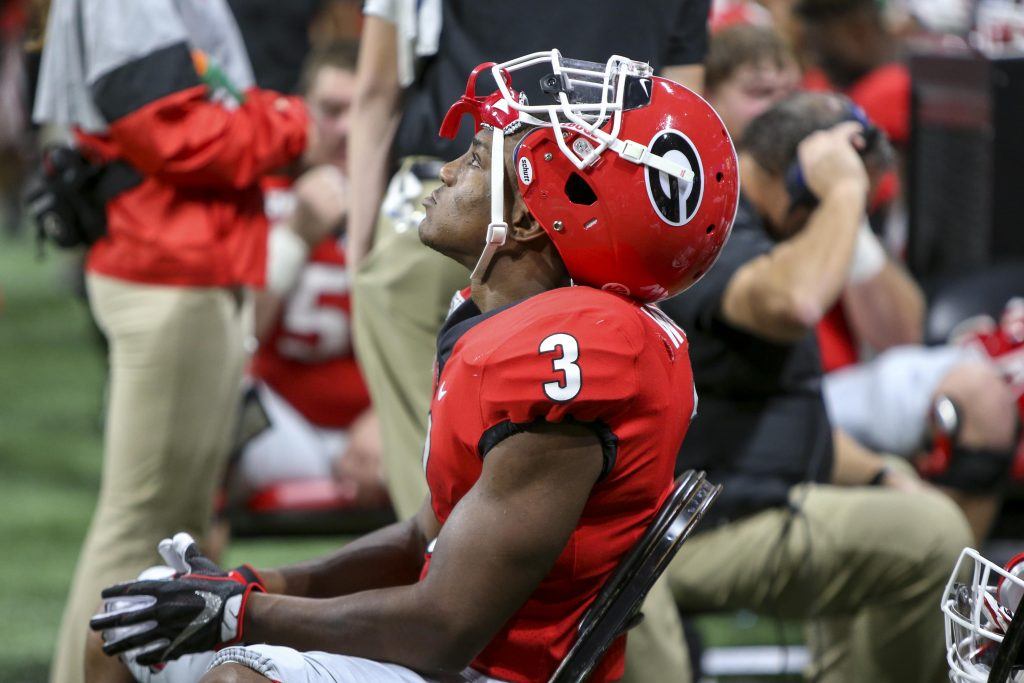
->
xmin=660 ymin=92 xmax=971 ymax=682
xmin=32 ymin=2 xmax=310 ymax=681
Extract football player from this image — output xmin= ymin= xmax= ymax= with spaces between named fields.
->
xmin=221 ymin=42 xmax=385 ymax=517
xmin=225 ymin=164 xmax=386 ymax=516
xmin=85 ymin=51 xmax=739 ymax=683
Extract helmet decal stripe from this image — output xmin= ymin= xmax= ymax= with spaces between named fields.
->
xmin=644 ymin=129 xmax=704 ymax=226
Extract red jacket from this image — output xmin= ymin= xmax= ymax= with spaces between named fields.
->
xmin=79 ymin=84 xmax=307 ymax=288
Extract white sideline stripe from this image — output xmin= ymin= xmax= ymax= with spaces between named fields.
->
xmin=700 ymin=645 xmax=809 ymax=676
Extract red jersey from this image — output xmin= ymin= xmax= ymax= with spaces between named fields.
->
xmin=421 ymin=286 xmax=696 ymax=683
xmin=817 ymin=303 xmax=860 ymax=372
xmin=803 ymin=63 xmax=910 ymax=147
xmin=251 ymin=234 xmax=370 ymax=429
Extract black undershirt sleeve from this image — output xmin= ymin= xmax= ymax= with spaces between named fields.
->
xmin=478 ymin=419 xmax=619 ymax=481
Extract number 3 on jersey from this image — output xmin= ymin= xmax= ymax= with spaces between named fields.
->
xmin=539 ymin=333 xmax=581 ymax=402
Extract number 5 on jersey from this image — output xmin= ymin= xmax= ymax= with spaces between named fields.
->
xmin=539 ymin=333 xmax=581 ymax=402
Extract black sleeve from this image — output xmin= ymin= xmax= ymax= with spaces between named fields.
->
xmin=91 ymin=42 xmax=200 ymax=123
xmin=659 ymin=224 xmax=773 ymax=333
xmin=663 ymin=0 xmax=712 ymax=67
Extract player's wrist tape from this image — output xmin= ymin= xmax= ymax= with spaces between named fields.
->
xmin=229 ymin=564 xmax=265 ymax=590
xmin=220 ymin=565 xmax=265 ymax=646
xmin=266 ymin=224 xmax=310 ymax=295
xmin=219 ymin=582 xmax=264 ymax=646
xmin=848 ymin=219 xmax=887 ymax=285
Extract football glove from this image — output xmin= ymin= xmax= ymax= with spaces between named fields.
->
xmin=89 ymin=533 xmax=264 ymax=666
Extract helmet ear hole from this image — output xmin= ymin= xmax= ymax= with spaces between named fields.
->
xmin=565 ymin=173 xmax=598 ymax=206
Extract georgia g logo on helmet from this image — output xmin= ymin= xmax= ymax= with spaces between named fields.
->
xmin=644 ymin=129 xmax=704 ymax=226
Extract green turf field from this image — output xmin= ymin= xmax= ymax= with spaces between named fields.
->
xmin=0 ymin=232 xmax=342 ymax=682
xmin=0 ymin=229 xmax=795 ymax=682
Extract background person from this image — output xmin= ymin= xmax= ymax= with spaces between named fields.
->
xmin=797 ymin=0 xmax=1020 ymax=537
xmin=222 ymin=43 xmax=388 ymax=519
xmin=32 ymin=1 xmax=310 ymax=680
xmin=659 ymin=92 xmax=972 ymax=682
xmin=226 ymin=167 xmax=387 ymax=517
xmin=795 ymin=0 xmax=911 ymax=149
xmin=704 ymin=24 xmax=800 ymax=143
xmin=703 ymin=20 xmax=1020 ymax=544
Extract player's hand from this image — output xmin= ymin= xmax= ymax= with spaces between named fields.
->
xmin=89 ymin=533 xmax=264 ymax=665
xmin=290 ymin=164 xmax=347 ymax=248
xmin=796 ymin=121 xmax=869 ymax=201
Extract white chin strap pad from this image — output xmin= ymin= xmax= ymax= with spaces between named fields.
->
xmin=470 ymin=127 xmax=510 ymax=282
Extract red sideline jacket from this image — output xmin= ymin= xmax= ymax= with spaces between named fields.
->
xmin=78 ymin=42 xmax=307 ymax=288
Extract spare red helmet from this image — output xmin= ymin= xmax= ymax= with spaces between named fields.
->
xmin=440 ymin=51 xmax=739 ymax=303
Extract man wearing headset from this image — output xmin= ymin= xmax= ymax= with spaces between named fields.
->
xmin=659 ymin=92 xmax=972 ymax=682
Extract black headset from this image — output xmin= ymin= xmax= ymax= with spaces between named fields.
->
xmin=782 ymin=103 xmax=881 ymax=211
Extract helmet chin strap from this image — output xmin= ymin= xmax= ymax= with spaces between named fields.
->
xmin=470 ymin=126 xmax=509 ymax=282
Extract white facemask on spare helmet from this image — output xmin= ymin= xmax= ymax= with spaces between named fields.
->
xmin=942 ymin=547 xmax=1024 ymax=682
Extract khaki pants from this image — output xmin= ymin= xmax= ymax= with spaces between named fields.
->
xmin=50 ymin=274 xmax=246 ymax=683
xmin=352 ymin=162 xmax=691 ymax=683
xmin=667 ymin=479 xmax=972 ymax=682
xmin=352 ymin=167 xmax=464 ymax=521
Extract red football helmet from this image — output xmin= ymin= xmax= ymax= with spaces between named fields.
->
xmin=439 ymin=50 xmax=739 ymax=302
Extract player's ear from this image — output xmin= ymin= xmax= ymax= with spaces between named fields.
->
xmin=507 ymin=195 xmax=547 ymax=244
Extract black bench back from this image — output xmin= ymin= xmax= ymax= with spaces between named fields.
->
xmin=549 ymin=470 xmax=722 ymax=683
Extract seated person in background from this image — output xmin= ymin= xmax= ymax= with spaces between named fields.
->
xmin=705 ymin=21 xmax=1020 ymax=543
xmin=703 ymin=23 xmax=799 ymax=143
xmin=659 ymin=92 xmax=973 ymax=683
xmin=818 ymin=224 xmax=1019 ymax=541
xmin=85 ymin=54 xmax=739 ymax=683
xmin=229 ymin=43 xmax=387 ymax=512
xmin=795 ymin=0 xmax=911 ymax=149
xmin=237 ymin=168 xmax=386 ymax=509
